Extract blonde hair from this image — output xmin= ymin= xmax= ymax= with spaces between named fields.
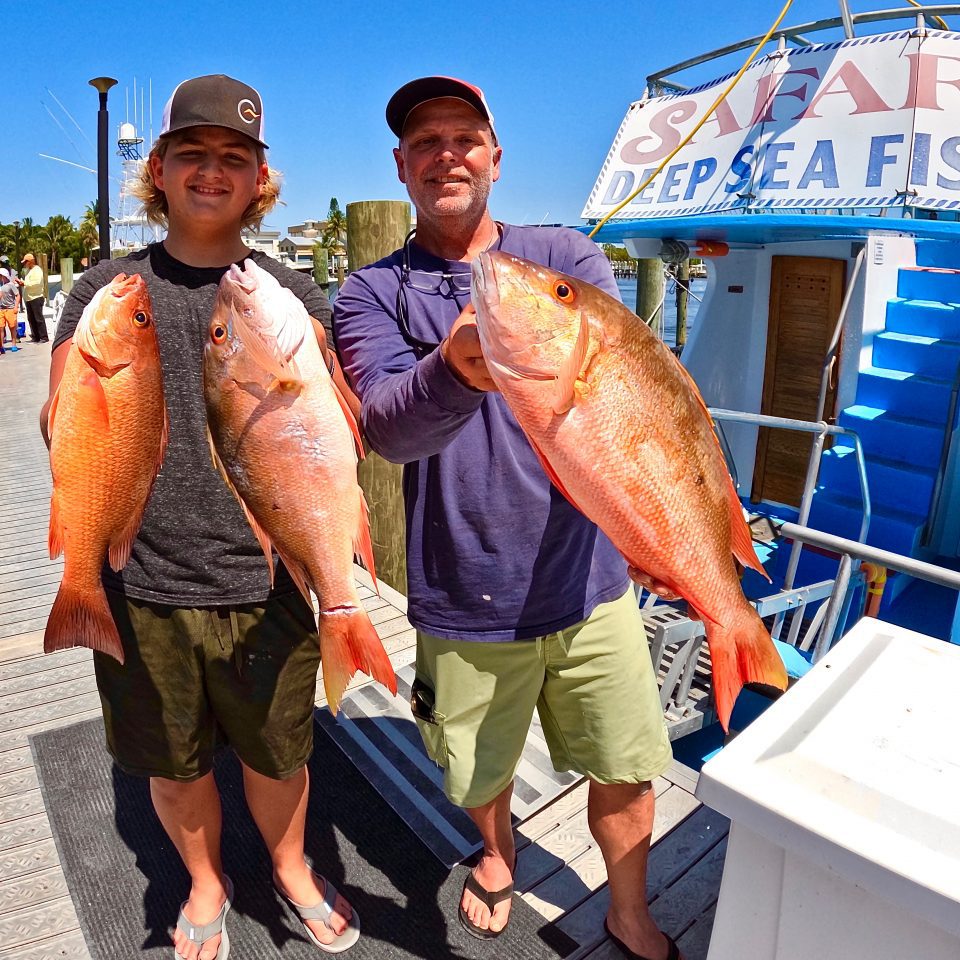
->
xmin=130 ymin=134 xmax=282 ymax=232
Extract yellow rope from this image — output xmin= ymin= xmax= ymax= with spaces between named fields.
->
xmin=904 ymin=0 xmax=949 ymax=31
xmin=588 ymin=0 xmax=795 ymax=238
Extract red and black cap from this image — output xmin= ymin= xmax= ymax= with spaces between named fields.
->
xmin=386 ymin=76 xmax=497 ymax=144
xmin=159 ymin=74 xmax=268 ymax=148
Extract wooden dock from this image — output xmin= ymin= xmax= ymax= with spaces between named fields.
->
xmin=0 ymin=337 xmax=726 ymax=959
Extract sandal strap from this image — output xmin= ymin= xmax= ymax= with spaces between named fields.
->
xmin=286 ymin=876 xmax=338 ymax=924
xmin=463 ymin=871 xmax=514 ymax=911
xmin=176 ymin=877 xmax=232 ymax=946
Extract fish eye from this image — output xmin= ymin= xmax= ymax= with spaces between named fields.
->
xmin=210 ymin=322 xmax=228 ymax=345
xmin=552 ymin=280 xmax=576 ymax=304
xmin=132 ymin=311 xmax=150 ymax=328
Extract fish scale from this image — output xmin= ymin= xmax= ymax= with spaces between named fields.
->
xmin=472 ymin=251 xmax=787 ymax=730
xmin=203 ymin=260 xmax=396 ymax=713
xmin=45 ymin=274 xmax=168 ymax=663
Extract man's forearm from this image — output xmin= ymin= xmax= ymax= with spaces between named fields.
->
xmin=360 ymin=349 xmax=484 ymax=463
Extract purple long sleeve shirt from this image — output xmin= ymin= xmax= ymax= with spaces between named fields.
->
xmin=334 ymin=224 xmax=629 ymax=641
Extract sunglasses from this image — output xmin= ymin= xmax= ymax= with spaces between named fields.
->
xmin=394 ymin=225 xmax=501 ymax=355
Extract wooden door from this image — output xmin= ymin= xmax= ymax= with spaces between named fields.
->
xmin=751 ymin=256 xmax=847 ymax=507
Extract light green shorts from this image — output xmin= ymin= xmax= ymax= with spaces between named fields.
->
xmin=413 ymin=587 xmax=673 ymax=808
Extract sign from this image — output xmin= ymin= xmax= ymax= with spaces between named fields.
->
xmin=582 ymin=30 xmax=960 ymax=220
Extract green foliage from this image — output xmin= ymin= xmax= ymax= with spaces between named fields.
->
xmin=0 ymin=210 xmax=96 ymax=271
xmin=601 ymin=242 xmax=634 ymax=263
xmin=322 ymin=196 xmax=347 ymax=250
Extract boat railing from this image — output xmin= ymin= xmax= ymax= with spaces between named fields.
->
xmin=646 ymin=518 xmax=960 ymax=736
xmin=708 ymin=407 xmax=872 ymax=597
xmin=922 ymin=356 xmax=960 ymax=547
xmin=816 ymin=247 xmax=865 ymax=426
xmin=645 ymin=6 xmax=960 ymax=92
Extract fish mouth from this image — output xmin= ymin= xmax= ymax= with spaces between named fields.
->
xmin=471 ymin=253 xmax=500 ymax=313
xmin=222 ymin=260 xmax=258 ymax=295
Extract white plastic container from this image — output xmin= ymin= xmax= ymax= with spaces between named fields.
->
xmin=697 ymin=617 xmax=960 ymax=960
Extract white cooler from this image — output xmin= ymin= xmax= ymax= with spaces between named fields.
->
xmin=696 ymin=617 xmax=960 ymax=960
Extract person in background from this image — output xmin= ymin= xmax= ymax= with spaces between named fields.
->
xmin=19 ymin=253 xmax=48 ymax=343
xmin=334 ymin=76 xmax=681 ymax=960
xmin=40 ymin=74 xmax=359 ymax=960
xmin=0 ymin=266 xmax=21 ymax=351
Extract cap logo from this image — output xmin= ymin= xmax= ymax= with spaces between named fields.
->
xmin=237 ymin=99 xmax=260 ymax=124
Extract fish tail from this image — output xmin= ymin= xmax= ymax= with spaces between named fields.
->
xmin=318 ymin=607 xmax=397 ymax=715
xmin=44 ymin=580 xmax=124 ymax=663
xmin=702 ymin=602 xmax=787 ymax=732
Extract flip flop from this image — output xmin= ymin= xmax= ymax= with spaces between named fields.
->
xmin=458 ymin=854 xmax=517 ymax=940
xmin=604 ymin=919 xmax=681 ymax=960
xmin=175 ymin=874 xmax=233 ymax=960
xmin=275 ymin=868 xmax=360 ymax=954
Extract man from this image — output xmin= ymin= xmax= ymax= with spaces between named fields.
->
xmin=0 ymin=265 xmax=20 ymax=351
xmin=41 ymin=75 xmax=358 ymax=960
xmin=334 ymin=77 xmax=680 ymax=960
xmin=19 ymin=252 xmax=47 ymax=343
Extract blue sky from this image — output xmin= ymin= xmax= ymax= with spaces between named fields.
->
xmin=4 ymin=1 xmax=886 ymax=233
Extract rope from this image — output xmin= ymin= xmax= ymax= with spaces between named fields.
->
xmin=588 ymin=0 xmax=795 ymax=238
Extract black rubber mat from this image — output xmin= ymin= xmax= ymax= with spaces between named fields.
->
xmin=31 ymin=715 xmax=577 ymax=959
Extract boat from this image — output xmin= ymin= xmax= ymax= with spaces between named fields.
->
xmin=2 ymin=5 xmax=960 ymax=958
xmin=583 ymin=3 xmax=960 ymax=954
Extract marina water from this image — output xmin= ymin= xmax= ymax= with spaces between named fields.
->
xmin=617 ymin=277 xmax=706 ymax=348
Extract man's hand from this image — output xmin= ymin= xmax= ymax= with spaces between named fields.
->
xmin=628 ymin=567 xmax=682 ymax=602
xmin=440 ymin=304 xmax=498 ymax=392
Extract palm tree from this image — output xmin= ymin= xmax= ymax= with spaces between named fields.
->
xmin=79 ymin=202 xmax=99 ymax=263
xmin=321 ymin=198 xmax=347 ymax=278
xmin=43 ymin=215 xmax=74 ymax=272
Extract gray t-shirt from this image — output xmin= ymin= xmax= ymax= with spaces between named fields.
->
xmin=53 ymin=242 xmax=332 ymax=605
xmin=0 ymin=279 xmax=18 ymax=309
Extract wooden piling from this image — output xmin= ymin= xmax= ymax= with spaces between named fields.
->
xmin=636 ymin=258 xmax=664 ymax=337
xmin=60 ymin=258 xmax=74 ymax=295
xmin=345 ymin=200 xmax=412 ymax=594
xmin=675 ymin=259 xmax=689 ymax=348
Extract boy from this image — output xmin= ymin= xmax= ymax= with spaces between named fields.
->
xmin=41 ymin=75 xmax=359 ymax=960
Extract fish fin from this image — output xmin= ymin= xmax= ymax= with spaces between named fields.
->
xmin=528 ymin=436 xmax=588 ymax=517
xmin=78 ymin=346 xmax=127 ymax=379
xmin=48 ymin=492 xmax=63 ymax=560
xmin=230 ymin=301 xmax=304 ymax=390
xmin=206 ymin=426 xmax=276 ymax=584
xmin=44 ymin=580 xmax=124 ymax=663
xmin=332 ymin=379 xmax=365 ymax=460
xmin=318 ymin=606 xmax=397 ymax=715
xmin=47 ymin=378 xmax=62 ymax=436
xmin=700 ymin=603 xmax=787 ymax=732
xmin=279 ymin=554 xmax=314 ymax=608
xmin=157 ymin=404 xmax=170 ymax=475
xmin=353 ymin=489 xmax=379 ymax=594
xmin=727 ymin=479 xmax=770 ymax=580
xmin=553 ymin=309 xmax=591 ymax=415
xmin=78 ymin=368 xmax=110 ymax=430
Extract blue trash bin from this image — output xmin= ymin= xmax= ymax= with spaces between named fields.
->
xmin=16 ymin=321 xmax=24 ymax=338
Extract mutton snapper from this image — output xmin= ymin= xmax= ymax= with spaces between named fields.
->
xmin=203 ymin=260 xmax=396 ymax=713
xmin=45 ymin=273 xmax=168 ymax=662
xmin=471 ymin=251 xmax=786 ymax=730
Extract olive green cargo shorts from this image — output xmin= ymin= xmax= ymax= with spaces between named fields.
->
xmin=94 ymin=591 xmax=321 ymax=782
xmin=413 ymin=588 xmax=673 ymax=808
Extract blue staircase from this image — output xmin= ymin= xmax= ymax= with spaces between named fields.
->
xmin=779 ymin=242 xmax=960 ymax=617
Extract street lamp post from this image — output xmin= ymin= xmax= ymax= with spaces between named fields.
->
xmin=89 ymin=76 xmax=117 ymax=263
xmin=11 ymin=220 xmax=20 ymax=269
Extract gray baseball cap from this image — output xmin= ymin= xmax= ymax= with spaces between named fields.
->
xmin=159 ymin=74 xmax=268 ymax=148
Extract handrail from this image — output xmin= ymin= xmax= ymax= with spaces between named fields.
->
xmin=647 ymin=6 xmax=960 ymax=86
xmin=922 ymin=355 xmax=960 ymax=546
xmin=777 ymin=519 xmax=960 ymax=658
xmin=816 ymin=246 xmax=865 ymax=426
xmin=708 ymin=409 xmax=871 ymax=640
